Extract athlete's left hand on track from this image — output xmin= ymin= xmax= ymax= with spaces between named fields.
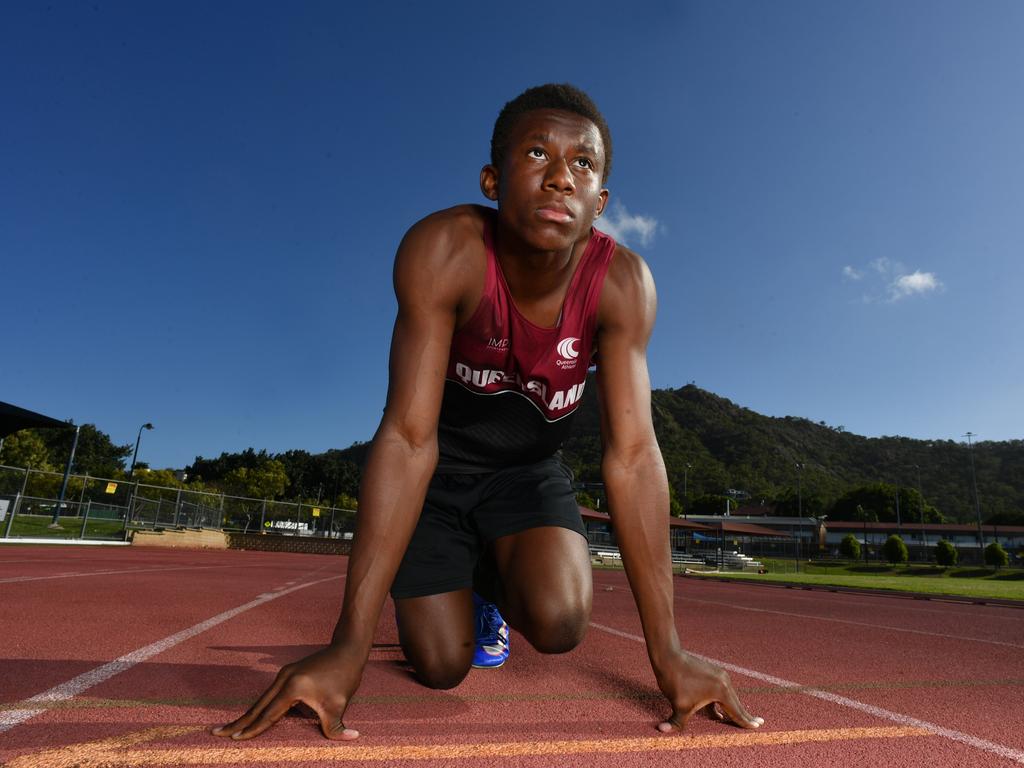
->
xmin=653 ymin=649 xmax=764 ymax=733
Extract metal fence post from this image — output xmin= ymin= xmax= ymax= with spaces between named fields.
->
xmin=79 ymin=500 xmax=92 ymax=539
xmin=259 ymin=499 xmax=266 ymax=532
xmin=78 ymin=475 xmax=89 ymax=507
xmin=127 ymin=480 xmax=139 ymax=528
xmin=3 ymin=493 xmax=17 ymax=538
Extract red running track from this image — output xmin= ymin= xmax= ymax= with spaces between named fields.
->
xmin=1 ymin=546 xmax=1022 ymax=767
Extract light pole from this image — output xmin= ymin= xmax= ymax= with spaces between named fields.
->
xmin=49 ymin=424 xmax=81 ymax=528
xmin=795 ymin=462 xmax=804 ymax=518
xmin=894 ymin=483 xmax=902 ymax=538
xmin=965 ymin=432 xmax=984 ymax=557
xmin=129 ymin=423 xmax=154 ymax=480
xmin=794 ymin=462 xmax=805 ymax=572
xmin=911 ymin=463 xmax=926 ymax=551
xmin=683 ymin=463 xmax=692 ymax=519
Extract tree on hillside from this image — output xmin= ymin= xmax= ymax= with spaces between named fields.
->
xmin=839 ymin=533 xmax=861 ymax=561
xmin=688 ymin=494 xmax=736 ymax=516
xmin=830 ymin=483 xmax=943 ymax=524
xmin=334 ymin=492 xmax=358 ymax=511
xmin=188 ymin=448 xmax=272 ymax=483
xmin=984 ymin=542 xmax=1009 ymax=570
xmin=668 ymin=485 xmax=683 ymax=517
xmin=41 ymin=424 xmax=131 ymax=477
xmin=323 ymin=452 xmax=361 ymax=501
xmin=882 ymin=534 xmax=908 ymax=565
xmin=224 ymin=460 xmax=289 ymax=500
xmin=854 ymin=503 xmax=877 ymax=523
xmin=771 ymin=487 xmax=826 ymax=517
xmin=3 ymin=425 xmax=131 ymax=479
xmin=0 ymin=430 xmax=56 ymax=472
xmin=935 ymin=539 xmax=958 ymax=567
xmin=985 ymin=511 xmax=1024 ymax=526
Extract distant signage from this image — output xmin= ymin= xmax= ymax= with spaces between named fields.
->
xmin=105 ymin=482 xmax=118 ymax=494
xmin=312 ymin=508 xmax=321 ymax=518
xmin=267 ymin=520 xmax=310 ymax=532
xmin=0 ymin=500 xmax=8 ymax=522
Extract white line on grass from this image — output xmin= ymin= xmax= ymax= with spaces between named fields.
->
xmin=589 ymin=621 xmax=1024 ymax=764
xmin=677 ymin=595 xmax=1024 ymax=649
xmin=0 ymin=563 xmax=276 ymax=585
xmin=0 ymin=573 xmax=343 ymax=734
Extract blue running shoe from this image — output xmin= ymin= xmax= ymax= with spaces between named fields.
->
xmin=471 ymin=593 xmax=510 ymax=669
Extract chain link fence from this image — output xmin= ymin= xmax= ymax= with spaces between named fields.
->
xmin=0 ymin=464 xmax=356 ymax=543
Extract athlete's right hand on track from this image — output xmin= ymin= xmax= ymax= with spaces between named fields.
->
xmin=212 ymin=644 xmax=364 ymax=740
xmin=653 ymin=649 xmax=764 ymax=734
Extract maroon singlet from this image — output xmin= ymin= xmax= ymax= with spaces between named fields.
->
xmin=436 ymin=211 xmax=616 ymax=471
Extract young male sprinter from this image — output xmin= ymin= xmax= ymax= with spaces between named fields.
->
xmin=215 ymin=84 xmax=763 ymax=741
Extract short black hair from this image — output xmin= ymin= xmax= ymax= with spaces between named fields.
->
xmin=491 ymin=83 xmax=613 ymax=183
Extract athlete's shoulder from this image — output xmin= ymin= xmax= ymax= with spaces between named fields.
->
xmin=598 ymin=242 xmax=657 ymax=329
xmin=399 ymin=204 xmax=489 ymax=264
xmin=605 ymin=242 xmax=655 ymax=299
xmin=393 ymin=205 xmax=490 ymax=310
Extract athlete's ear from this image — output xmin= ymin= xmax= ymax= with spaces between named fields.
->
xmin=480 ymin=165 xmax=499 ymax=201
xmin=594 ymin=188 xmax=609 ymax=218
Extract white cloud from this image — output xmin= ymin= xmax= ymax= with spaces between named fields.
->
xmin=843 ymin=259 xmax=944 ymax=303
xmin=888 ymin=270 xmax=942 ymax=301
xmin=596 ymin=201 xmax=659 ymax=248
xmin=871 ymin=257 xmax=892 ymax=275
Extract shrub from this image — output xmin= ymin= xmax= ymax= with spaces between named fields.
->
xmin=882 ymin=534 xmax=908 ymax=565
xmin=839 ymin=533 xmax=861 ymax=561
xmin=935 ymin=539 xmax=958 ymax=567
xmin=984 ymin=541 xmax=1009 ymax=569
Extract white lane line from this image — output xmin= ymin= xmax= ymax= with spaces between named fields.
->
xmin=589 ymin=621 xmax=1024 ymax=764
xmin=0 ymin=572 xmax=343 ymax=734
xmin=0 ymin=563 xmax=275 ymax=585
xmin=677 ymin=595 xmax=1024 ymax=650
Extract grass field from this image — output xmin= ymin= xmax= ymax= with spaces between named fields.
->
xmin=705 ymin=561 xmax=1024 ymax=601
xmin=2 ymin=514 xmax=125 ymax=540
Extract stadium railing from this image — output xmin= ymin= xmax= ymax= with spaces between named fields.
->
xmin=0 ymin=463 xmax=356 ymax=543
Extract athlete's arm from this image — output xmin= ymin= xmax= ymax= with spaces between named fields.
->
xmin=214 ymin=212 xmax=469 ymax=741
xmin=595 ymin=246 xmax=763 ymax=733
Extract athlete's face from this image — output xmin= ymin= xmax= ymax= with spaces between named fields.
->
xmin=481 ymin=109 xmax=609 ymax=253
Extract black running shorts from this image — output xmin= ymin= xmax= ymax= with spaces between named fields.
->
xmin=389 ymin=456 xmax=587 ymax=599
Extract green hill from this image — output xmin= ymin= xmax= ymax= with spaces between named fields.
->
xmin=560 ymin=379 xmax=1023 ymax=524
xmin=183 ymin=379 xmax=1022 ymax=524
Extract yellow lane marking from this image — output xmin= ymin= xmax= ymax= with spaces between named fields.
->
xmin=7 ymin=726 xmax=931 ymax=767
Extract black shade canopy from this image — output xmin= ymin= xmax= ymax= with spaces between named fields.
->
xmin=0 ymin=401 xmax=73 ymax=439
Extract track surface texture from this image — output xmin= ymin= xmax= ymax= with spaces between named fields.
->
xmin=2 ymin=546 xmax=1022 ymax=767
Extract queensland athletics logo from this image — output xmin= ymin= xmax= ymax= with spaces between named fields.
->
xmin=555 ymin=337 xmax=580 ymax=370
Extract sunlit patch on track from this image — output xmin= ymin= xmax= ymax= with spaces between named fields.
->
xmin=5 ymin=725 xmax=933 ymax=767
xmin=4 ymin=676 xmax=1022 ymax=714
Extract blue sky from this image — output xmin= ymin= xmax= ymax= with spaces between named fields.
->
xmin=3 ymin=1 xmax=1022 ymax=469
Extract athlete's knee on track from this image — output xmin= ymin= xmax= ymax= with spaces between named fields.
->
xmin=402 ymin=637 xmax=473 ymax=690
xmin=414 ymin=657 xmax=472 ymax=690
xmin=522 ymin=599 xmax=590 ymax=654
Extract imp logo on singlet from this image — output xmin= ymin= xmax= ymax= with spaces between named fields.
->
xmin=555 ymin=337 xmax=580 ymax=370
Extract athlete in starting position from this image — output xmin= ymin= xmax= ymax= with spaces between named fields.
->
xmin=215 ymin=83 xmax=763 ymax=740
